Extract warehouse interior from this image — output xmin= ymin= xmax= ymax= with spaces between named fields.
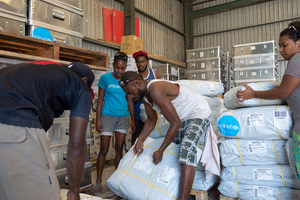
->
xmin=1 ymin=0 xmax=300 ymax=199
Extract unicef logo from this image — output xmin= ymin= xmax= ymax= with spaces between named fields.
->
xmin=217 ymin=115 xmax=240 ymax=137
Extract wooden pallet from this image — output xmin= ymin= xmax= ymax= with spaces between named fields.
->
xmin=219 ymin=194 xmax=241 ymax=200
xmin=190 ymin=182 xmax=220 ymax=200
xmin=0 ymin=31 xmax=109 ymax=71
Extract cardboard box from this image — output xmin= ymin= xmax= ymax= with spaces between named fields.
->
xmin=121 ymin=35 xmax=143 ymax=55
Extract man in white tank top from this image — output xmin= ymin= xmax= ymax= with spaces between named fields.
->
xmin=119 ymin=71 xmax=211 ymax=200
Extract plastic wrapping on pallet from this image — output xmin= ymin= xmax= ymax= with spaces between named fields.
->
xmin=217 ymin=105 xmax=292 ymax=140
xmin=107 ymin=137 xmax=218 ymax=199
xmin=176 ymin=80 xmax=224 ymax=96
xmin=140 ymin=96 xmax=225 ymax=139
xmin=221 ymin=165 xmax=300 ymax=189
xmin=218 ymin=180 xmax=300 ymax=200
xmin=220 ymin=139 xmax=289 ymax=167
xmin=223 ymin=81 xmax=286 ymax=109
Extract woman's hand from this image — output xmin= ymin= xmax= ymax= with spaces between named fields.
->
xmin=236 ymin=84 xmax=255 ymax=101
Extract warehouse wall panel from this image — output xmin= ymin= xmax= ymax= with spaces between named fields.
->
xmin=193 ymin=0 xmax=300 ymax=55
xmin=81 ymin=0 xmax=185 ymax=62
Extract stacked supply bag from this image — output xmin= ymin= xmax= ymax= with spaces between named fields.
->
xmin=186 ymin=46 xmax=232 ymax=92
xmin=233 ymin=41 xmax=280 ymax=87
xmin=217 ymin=82 xmax=300 ymax=199
xmin=107 ymin=80 xmax=224 ymax=199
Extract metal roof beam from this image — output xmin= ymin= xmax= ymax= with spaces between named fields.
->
xmin=190 ymin=0 xmax=273 ymax=19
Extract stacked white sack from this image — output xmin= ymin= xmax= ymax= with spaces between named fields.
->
xmin=220 ymin=139 xmax=289 ymax=166
xmin=221 ymin=165 xmax=300 ymax=189
xmin=217 ymin=105 xmax=292 ymax=139
xmin=107 ymin=137 xmax=218 ymax=200
xmin=223 ymin=81 xmax=286 ymax=109
xmin=140 ymin=97 xmax=225 ymax=139
xmin=176 ymin=80 xmax=224 ymax=96
xmin=218 ymin=180 xmax=300 ymax=199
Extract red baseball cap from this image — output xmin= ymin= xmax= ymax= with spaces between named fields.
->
xmin=132 ymin=51 xmax=149 ymax=60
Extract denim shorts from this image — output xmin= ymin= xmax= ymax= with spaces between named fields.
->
xmin=100 ymin=114 xmax=130 ymax=136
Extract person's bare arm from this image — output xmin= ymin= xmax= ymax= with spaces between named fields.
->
xmin=67 ymin=116 xmax=89 ymax=200
xmin=149 ymin=83 xmax=182 ymax=164
xmin=153 ymin=69 xmax=161 ymax=79
xmin=236 ymin=75 xmax=300 ymax=101
xmin=133 ymin=101 xmax=157 ymax=155
xmin=127 ymin=94 xmax=136 ymax=134
xmin=96 ymin=87 xmax=105 ymax=133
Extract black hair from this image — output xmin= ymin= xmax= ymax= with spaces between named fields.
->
xmin=280 ymin=21 xmax=300 ymax=42
xmin=114 ymin=51 xmax=128 ymax=63
xmin=120 ymin=71 xmax=144 ymax=82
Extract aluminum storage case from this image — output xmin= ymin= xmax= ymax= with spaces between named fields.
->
xmin=28 ymin=0 xmax=83 ymax=47
xmin=233 ymin=41 xmax=278 ymax=56
xmin=234 ymin=67 xmax=279 ymax=83
xmin=152 ymin=64 xmax=179 ymax=80
xmin=187 ymin=57 xmax=228 ymax=71
xmin=56 ymin=161 xmax=92 ymax=190
xmin=233 ymin=53 xmax=277 ymax=69
xmin=187 ymin=69 xmax=228 ymax=82
xmin=50 ymin=139 xmax=91 ymax=170
xmin=186 ymin=46 xmax=227 ymax=62
xmin=0 ymin=0 xmax=26 ymax=35
xmin=178 ymin=67 xmax=188 ymax=80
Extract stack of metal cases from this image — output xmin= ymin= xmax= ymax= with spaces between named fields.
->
xmin=178 ymin=67 xmax=188 ymax=80
xmin=186 ymin=46 xmax=231 ymax=91
xmin=227 ymin=52 xmax=234 ymax=91
xmin=28 ymin=0 xmax=83 ymax=47
xmin=152 ymin=64 xmax=179 ymax=81
xmin=233 ymin=41 xmax=279 ymax=86
xmin=0 ymin=0 xmax=26 ymax=35
xmin=48 ymin=110 xmax=92 ymax=190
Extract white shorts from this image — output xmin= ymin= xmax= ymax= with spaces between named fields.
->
xmin=100 ymin=114 xmax=130 ymax=136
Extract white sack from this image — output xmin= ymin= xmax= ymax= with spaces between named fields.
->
xmin=223 ymin=81 xmax=286 ymax=109
xmin=203 ymin=96 xmax=226 ymax=136
xmin=221 ymin=165 xmax=300 ymax=189
xmin=218 ymin=180 xmax=300 ymax=200
xmin=176 ymin=80 xmax=224 ymax=96
xmin=107 ymin=138 xmax=218 ymax=200
xmin=220 ymin=139 xmax=289 ymax=167
xmin=217 ymin=105 xmax=292 ymax=139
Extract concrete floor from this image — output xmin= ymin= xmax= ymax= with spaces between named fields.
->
xmin=84 ymin=162 xmax=122 ymax=199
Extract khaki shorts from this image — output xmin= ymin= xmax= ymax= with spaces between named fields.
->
xmin=0 ymin=123 xmax=61 ymax=200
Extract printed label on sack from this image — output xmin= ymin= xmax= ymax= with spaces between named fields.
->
xmin=133 ymin=154 xmax=154 ymax=174
xmin=217 ymin=115 xmax=240 ymax=137
xmin=253 ymin=168 xmax=273 ymax=180
xmin=274 ymin=110 xmax=289 ymax=130
xmin=253 ymin=186 xmax=274 ymax=200
xmin=246 ymin=113 xmax=265 ymax=127
xmin=207 ymin=82 xmax=215 ymax=93
xmin=157 ymin=166 xmax=178 ymax=185
xmin=247 ymin=141 xmax=267 ymax=154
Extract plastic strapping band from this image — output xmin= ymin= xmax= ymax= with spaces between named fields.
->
xmin=279 ymin=165 xmax=287 ymax=187
xmin=192 ymin=80 xmax=199 ymax=91
xmin=156 ymin=113 xmax=163 ymax=137
xmin=238 ymin=139 xmax=243 ymax=165
xmin=257 ymin=83 xmax=263 ymax=106
xmin=210 ymin=81 xmax=217 ymax=95
xmin=278 ymin=187 xmax=281 ymax=200
xmin=274 ymin=106 xmax=284 ymax=140
xmin=145 ymin=165 xmax=155 ymax=200
xmin=272 ymin=140 xmax=279 ymax=164
xmin=234 ymin=166 xmax=239 ymax=198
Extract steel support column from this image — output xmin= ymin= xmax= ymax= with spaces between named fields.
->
xmin=124 ymin=0 xmax=135 ymax=36
xmin=184 ymin=0 xmax=193 ymax=50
